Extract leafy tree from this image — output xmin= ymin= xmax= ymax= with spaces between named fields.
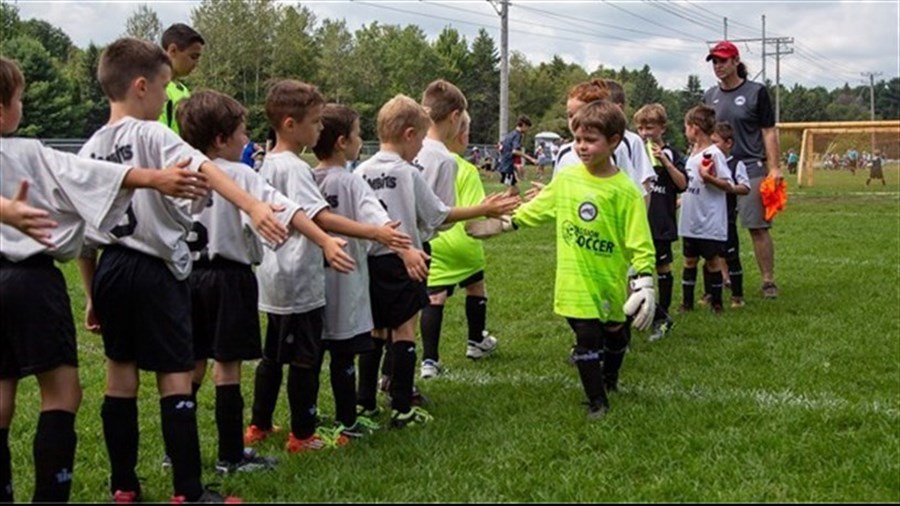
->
xmin=20 ymin=19 xmax=74 ymax=62
xmin=433 ymin=27 xmax=469 ymax=85
xmin=0 ymin=2 xmax=21 ymax=41
xmin=1 ymin=36 xmax=85 ymax=137
xmin=123 ymin=4 xmax=163 ymax=44
xmin=269 ymin=6 xmax=318 ymax=82
xmin=464 ymin=29 xmax=499 ymax=143
xmin=314 ymin=19 xmax=355 ymax=103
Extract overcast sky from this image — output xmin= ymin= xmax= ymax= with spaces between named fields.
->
xmin=10 ymin=0 xmax=900 ymax=92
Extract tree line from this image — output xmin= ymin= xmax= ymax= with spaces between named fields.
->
xmin=1 ymin=0 xmax=897 ymax=153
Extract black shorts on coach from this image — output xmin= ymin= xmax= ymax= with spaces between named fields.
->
xmin=0 ymin=255 xmax=78 ymax=379
xmin=368 ymin=253 xmax=429 ymax=330
xmin=92 ymin=246 xmax=193 ymax=373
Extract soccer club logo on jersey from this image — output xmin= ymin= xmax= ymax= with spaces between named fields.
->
xmin=561 ymin=219 xmax=614 ymax=256
xmin=578 ymin=201 xmax=598 ymax=222
xmin=734 ymin=95 xmax=746 ymax=107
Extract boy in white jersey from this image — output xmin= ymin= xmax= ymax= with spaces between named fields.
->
xmin=176 ymin=90 xmax=355 ymax=474
xmin=312 ymin=104 xmax=419 ymax=439
xmin=76 ymin=38 xmax=290 ymax=504
xmin=247 ymin=80 xmax=411 ymax=454
xmin=634 ymin=103 xmax=688 ymax=341
xmin=355 ymin=95 xmax=518 ymax=428
xmin=678 ymin=105 xmax=736 ymax=314
xmin=0 ymin=56 xmax=210 ymax=503
xmin=415 ymin=80 xmax=498 ymax=379
xmin=469 ymin=100 xmax=656 ymax=419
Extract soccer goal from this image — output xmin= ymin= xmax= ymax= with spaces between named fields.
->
xmin=777 ymin=120 xmax=900 ymax=187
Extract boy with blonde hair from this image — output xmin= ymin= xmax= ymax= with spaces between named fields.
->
xmin=355 ymin=95 xmax=517 ymax=427
xmin=0 ymin=55 xmax=208 ymax=504
xmin=247 ymin=80 xmax=411 ymax=454
xmin=633 ymin=103 xmax=687 ymax=341
xmin=176 ymin=90 xmax=355 ymax=474
xmin=416 ymin=80 xmax=497 ymax=379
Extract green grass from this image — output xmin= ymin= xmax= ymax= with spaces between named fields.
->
xmin=7 ymin=165 xmax=900 ymax=502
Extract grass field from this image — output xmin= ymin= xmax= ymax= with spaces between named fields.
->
xmin=6 ymin=165 xmax=900 ymax=502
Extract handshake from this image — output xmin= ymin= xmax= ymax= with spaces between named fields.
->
xmin=465 ymin=215 xmax=515 ymax=239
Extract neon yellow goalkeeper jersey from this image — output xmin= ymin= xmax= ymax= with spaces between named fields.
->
xmin=428 ymin=154 xmax=487 ymax=287
xmin=513 ymin=164 xmax=655 ymax=321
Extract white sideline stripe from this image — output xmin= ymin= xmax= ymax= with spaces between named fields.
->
xmin=440 ymin=369 xmax=899 ymax=419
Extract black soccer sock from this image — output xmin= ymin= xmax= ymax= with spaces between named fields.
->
xmin=330 ymin=352 xmax=358 ymax=427
xmin=708 ymin=269 xmax=724 ymax=308
xmin=357 ymin=339 xmax=384 ymax=411
xmin=682 ymin=266 xmax=698 ymax=309
xmin=466 ymin=296 xmax=488 ymax=343
xmin=160 ymin=395 xmax=203 ymax=501
xmin=727 ymin=255 xmax=744 ymax=298
xmin=0 ymin=428 xmax=11 ymax=503
xmin=420 ymin=304 xmax=444 ymax=362
xmin=566 ymin=319 xmax=606 ymax=406
xmin=656 ymin=272 xmax=673 ymax=319
xmin=32 ymin=410 xmax=77 ymax=503
xmin=215 ymin=384 xmax=244 ymax=465
xmin=389 ymin=341 xmax=417 ymax=414
xmin=101 ymin=396 xmax=140 ymax=495
xmin=287 ymin=365 xmax=320 ymax=439
xmin=603 ymin=325 xmax=631 ymax=390
xmin=250 ymin=358 xmax=282 ymax=430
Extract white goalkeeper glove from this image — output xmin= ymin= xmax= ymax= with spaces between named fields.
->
xmin=623 ymin=275 xmax=656 ymax=332
xmin=465 ymin=215 xmax=515 ymax=239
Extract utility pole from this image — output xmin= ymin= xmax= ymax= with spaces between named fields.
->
xmin=723 ymin=17 xmax=728 ymax=39
xmin=490 ymin=0 xmax=509 ymax=140
xmin=708 ymin=35 xmax=792 ymax=122
xmin=761 ymin=15 xmax=766 ymax=84
xmin=862 ymin=71 xmax=883 ymax=152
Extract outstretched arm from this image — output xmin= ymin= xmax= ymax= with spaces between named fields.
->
xmin=0 ymin=181 xmax=58 ymax=248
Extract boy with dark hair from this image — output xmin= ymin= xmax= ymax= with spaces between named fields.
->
xmin=0 ymin=55 xmax=210 ymax=503
xmin=77 ymin=37 xmax=290 ymax=504
xmin=247 ymin=80 xmax=411 ymax=454
xmin=498 ymin=115 xmax=538 ymax=193
xmin=312 ymin=103 xmax=419 ymax=438
xmin=159 ymin=23 xmax=204 ymax=134
xmin=176 ymin=90 xmax=355 ymax=474
xmin=604 ymin=79 xmax=657 ymax=204
xmin=467 ymin=99 xmax=656 ymax=418
xmin=633 ymin=103 xmax=687 ymax=340
xmin=355 ymin=94 xmax=518 ymax=428
xmin=415 ymin=79 xmax=498 ymax=379
xmin=710 ymin=122 xmax=751 ymax=308
xmin=678 ymin=105 xmax=736 ymax=314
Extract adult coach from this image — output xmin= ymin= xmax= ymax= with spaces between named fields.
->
xmin=703 ymin=41 xmax=782 ymax=299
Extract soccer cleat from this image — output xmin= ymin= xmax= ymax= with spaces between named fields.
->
xmin=171 ymin=486 xmax=242 ymax=504
xmin=697 ymin=294 xmax=712 ymax=307
xmin=285 ymin=432 xmax=328 ymax=453
xmin=356 ymin=405 xmax=381 ymax=419
xmin=420 ymin=359 xmax=443 ymax=379
xmin=335 ymin=416 xmax=381 ymax=439
xmin=762 ymin=282 xmax=779 ymax=299
xmin=112 ymin=489 xmax=142 ymax=504
xmin=389 ymin=406 xmax=434 ymax=429
xmin=243 ymin=424 xmax=281 ymax=446
xmin=711 ymin=304 xmax=724 ymax=315
xmin=466 ymin=331 xmax=498 ymax=359
xmin=648 ymin=317 xmax=675 ymax=342
xmin=214 ymin=448 xmax=278 ymax=474
xmin=730 ymin=297 xmax=745 ymax=308
xmin=586 ymin=398 xmax=610 ymax=420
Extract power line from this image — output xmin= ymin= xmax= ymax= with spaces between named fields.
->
xmin=515 ymin=3 xmax=696 ymax=42
xmin=598 ymin=0 xmax=708 ymax=43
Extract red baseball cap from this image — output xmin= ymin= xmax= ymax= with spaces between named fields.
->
xmin=706 ymin=41 xmax=739 ymax=61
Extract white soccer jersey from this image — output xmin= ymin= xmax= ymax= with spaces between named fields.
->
xmin=678 ymin=145 xmax=734 ymax=242
xmin=730 ymin=158 xmax=751 ymax=187
xmin=256 ymin=151 xmax=330 ymax=315
xmin=355 ymin=150 xmax=451 ymax=256
xmin=616 ymin=130 xmax=656 ymax=195
xmin=552 ymin=141 xmax=579 ymax=178
xmin=314 ymin=165 xmax=391 ymax=340
xmin=190 ymin=158 xmax=300 ymax=265
xmin=414 ymin=138 xmax=458 ymax=241
xmin=79 ymin=117 xmax=209 ymax=280
xmin=1 ymin=138 xmax=134 ymax=262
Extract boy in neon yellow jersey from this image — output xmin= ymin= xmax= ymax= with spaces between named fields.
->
xmin=470 ymin=99 xmax=656 ymax=419
xmin=158 ymin=24 xmax=204 ymax=135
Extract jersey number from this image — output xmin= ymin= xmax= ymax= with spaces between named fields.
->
xmin=186 ymin=222 xmax=209 ymax=260
xmin=110 ymin=205 xmax=138 ymax=238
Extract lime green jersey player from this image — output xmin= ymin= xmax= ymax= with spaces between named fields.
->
xmin=428 ymin=154 xmax=486 ymax=287
xmin=158 ymin=81 xmax=191 ymax=135
xmin=513 ymin=164 xmax=655 ymax=322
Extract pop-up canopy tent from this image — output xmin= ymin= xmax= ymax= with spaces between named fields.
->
xmin=534 ymin=131 xmax=562 ymax=143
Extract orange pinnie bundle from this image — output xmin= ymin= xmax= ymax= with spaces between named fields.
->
xmin=759 ymin=175 xmax=787 ymax=222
